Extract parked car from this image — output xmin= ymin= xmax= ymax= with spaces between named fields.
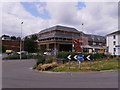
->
xmin=17 ymin=51 xmax=28 ymax=55
xmin=43 ymin=52 xmax=51 ymax=55
xmin=10 ymin=52 xmax=18 ymax=55
xmin=6 ymin=50 xmax=13 ymax=55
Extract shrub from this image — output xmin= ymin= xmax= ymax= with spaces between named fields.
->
xmin=33 ymin=65 xmax=37 ymax=69
xmin=36 ymin=55 xmax=46 ymax=65
xmin=36 ymin=64 xmax=42 ymax=70
xmin=45 ymin=59 xmax=53 ymax=64
xmin=45 ymin=55 xmax=56 ymax=64
xmin=35 ymin=62 xmax=58 ymax=71
xmin=2 ymin=53 xmax=39 ymax=60
xmin=56 ymin=51 xmax=78 ymax=59
xmin=3 ymin=55 xmax=20 ymax=60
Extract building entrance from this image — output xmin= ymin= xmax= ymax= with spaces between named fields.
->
xmin=59 ymin=44 xmax=72 ymax=52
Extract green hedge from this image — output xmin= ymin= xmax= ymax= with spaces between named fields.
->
xmin=36 ymin=55 xmax=46 ymax=65
xmin=56 ymin=51 xmax=79 ymax=59
xmin=36 ymin=55 xmax=55 ymax=65
xmin=2 ymin=54 xmax=39 ymax=60
xmin=56 ymin=51 xmax=114 ymax=60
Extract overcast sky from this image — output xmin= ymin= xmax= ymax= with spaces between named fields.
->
xmin=2 ymin=2 xmax=118 ymax=37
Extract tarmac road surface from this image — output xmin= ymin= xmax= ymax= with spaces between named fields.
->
xmin=2 ymin=59 xmax=118 ymax=88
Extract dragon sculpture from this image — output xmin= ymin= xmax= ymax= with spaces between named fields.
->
xmin=72 ymin=38 xmax=82 ymax=52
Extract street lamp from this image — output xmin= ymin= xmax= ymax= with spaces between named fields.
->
xmin=20 ymin=22 xmax=23 ymax=60
xmin=81 ymin=23 xmax=84 ymax=53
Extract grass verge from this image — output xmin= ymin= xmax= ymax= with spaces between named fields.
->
xmin=48 ymin=58 xmax=120 ymax=72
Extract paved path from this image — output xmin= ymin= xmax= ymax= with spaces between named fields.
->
xmin=2 ymin=59 xmax=118 ymax=88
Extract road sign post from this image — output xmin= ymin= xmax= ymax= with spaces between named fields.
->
xmin=74 ymin=54 xmax=84 ymax=69
xmin=68 ymin=59 xmax=70 ymax=70
xmin=89 ymin=61 xmax=92 ymax=67
xmin=78 ymin=61 xmax=81 ymax=69
xmin=67 ymin=54 xmax=92 ymax=70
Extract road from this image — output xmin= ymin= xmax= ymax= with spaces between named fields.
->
xmin=2 ymin=59 xmax=118 ymax=88
xmin=2 ymin=53 xmax=8 ymax=58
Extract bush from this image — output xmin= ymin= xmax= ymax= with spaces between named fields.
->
xmin=2 ymin=54 xmax=39 ymax=60
xmin=56 ymin=51 xmax=78 ymax=59
xmin=36 ymin=55 xmax=46 ymax=65
xmin=45 ymin=59 xmax=53 ymax=64
xmin=33 ymin=65 xmax=38 ymax=69
xmin=3 ymin=55 xmax=20 ymax=60
xmin=36 ymin=55 xmax=56 ymax=65
xmin=45 ymin=55 xmax=56 ymax=64
xmin=35 ymin=62 xmax=58 ymax=71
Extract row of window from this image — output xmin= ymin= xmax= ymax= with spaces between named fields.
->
xmin=39 ymin=38 xmax=72 ymax=41
xmin=113 ymin=35 xmax=116 ymax=54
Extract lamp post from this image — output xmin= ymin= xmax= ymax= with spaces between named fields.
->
xmin=92 ymin=35 xmax=95 ymax=54
xmin=54 ymin=38 xmax=57 ymax=55
xmin=20 ymin=22 xmax=23 ymax=60
xmin=81 ymin=23 xmax=84 ymax=53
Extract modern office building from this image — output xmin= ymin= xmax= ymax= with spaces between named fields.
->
xmin=37 ymin=25 xmax=88 ymax=54
xmin=106 ymin=30 xmax=120 ymax=55
xmin=37 ymin=25 xmax=106 ymax=54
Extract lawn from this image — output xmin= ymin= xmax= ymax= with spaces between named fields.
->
xmin=49 ymin=57 xmax=120 ymax=72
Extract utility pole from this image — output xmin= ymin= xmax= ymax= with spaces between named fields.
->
xmin=20 ymin=22 xmax=23 ymax=60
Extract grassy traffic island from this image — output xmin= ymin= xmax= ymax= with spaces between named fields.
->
xmin=2 ymin=52 xmax=120 ymax=72
xmin=33 ymin=57 xmax=120 ymax=72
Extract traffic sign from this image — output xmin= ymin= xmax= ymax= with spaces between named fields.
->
xmin=67 ymin=55 xmax=72 ymax=70
xmin=83 ymin=55 xmax=92 ymax=60
xmin=67 ymin=55 xmax=72 ymax=60
xmin=74 ymin=55 xmax=77 ymax=60
xmin=86 ymin=55 xmax=91 ymax=60
xmin=74 ymin=55 xmax=84 ymax=61
xmin=115 ymin=45 xmax=120 ymax=47
xmin=67 ymin=54 xmax=92 ymax=69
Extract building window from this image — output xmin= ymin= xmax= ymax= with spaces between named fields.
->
xmin=113 ymin=41 xmax=116 ymax=45
xmin=113 ymin=48 xmax=116 ymax=54
xmin=93 ymin=42 xmax=96 ymax=45
xmin=113 ymin=35 xmax=116 ymax=39
xmin=99 ymin=43 xmax=102 ymax=46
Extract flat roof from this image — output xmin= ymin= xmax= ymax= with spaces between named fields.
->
xmin=39 ymin=25 xmax=80 ymax=34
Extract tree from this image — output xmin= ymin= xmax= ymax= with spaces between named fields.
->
xmin=11 ymin=36 xmax=16 ymax=40
xmin=2 ymin=46 xmax=6 ymax=53
xmin=39 ymin=45 xmax=46 ymax=54
xmin=24 ymin=38 xmax=38 ymax=53
xmin=16 ymin=37 xmax=21 ymax=40
xmin=31 ymin=35 xmax=37 ymax=40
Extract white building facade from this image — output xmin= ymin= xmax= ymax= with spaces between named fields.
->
xmin=106 ymin=30 xmax=120 ymax=55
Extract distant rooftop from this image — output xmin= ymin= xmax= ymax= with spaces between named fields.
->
xmin=85 ymin=34 xmax=106 ymax=43
xmin=106 ymin=30 xmax=120 ymax=36
xmin=39 ymin=25 xmax=80 ymax=34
